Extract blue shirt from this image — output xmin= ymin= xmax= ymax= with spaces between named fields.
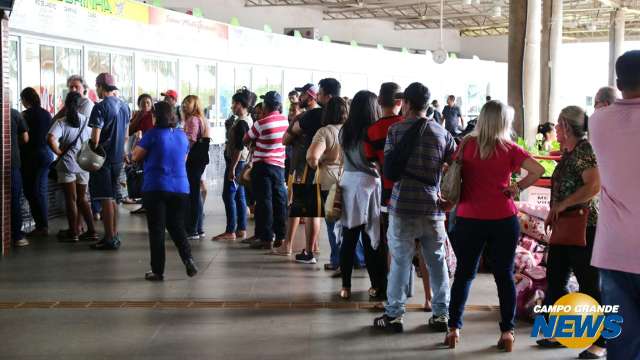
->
xmin=442 ymin=105 xmax=462 ymax=136
xmin=89 ymin=96 xmax=131 ymax=163
xmin=138 ymin=127 xmax=189 ymax=194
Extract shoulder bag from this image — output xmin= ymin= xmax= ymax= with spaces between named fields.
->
xmin=186 ymin=118 xmax=211 ymax=169
xmin=238 ymin=150 xmax=254 ymax=189
xmin=549 ymin=207 xmax=589 ymax=247
xmin=48 ymin=120 xmax=87 ymax=182
xmin=440 ymin=137 xmax=470 ymax=204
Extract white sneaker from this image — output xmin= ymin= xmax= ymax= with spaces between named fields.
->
xmin=15 ymin=239 xmax=29 ymax=247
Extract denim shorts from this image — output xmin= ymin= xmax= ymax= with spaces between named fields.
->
xmin=89 ymin=162 xmax=123 ymax=202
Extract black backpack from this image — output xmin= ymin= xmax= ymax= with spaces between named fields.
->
xmin=383 ymin=118 xmax=428 ymax=183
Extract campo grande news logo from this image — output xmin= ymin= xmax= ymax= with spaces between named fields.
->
xmin=530 ymin=293 xmax=623 ymax=348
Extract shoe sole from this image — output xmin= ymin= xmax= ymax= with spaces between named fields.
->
xmin=295 ymin=259 xmax=317 ymax=264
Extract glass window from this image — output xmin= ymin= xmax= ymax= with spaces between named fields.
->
xmin=180 ymin=61 xmax=197 ymax=100
xmin=157 ymin=60 xmax=177 ymax=101
xmin=22 ymin=42 xmax=40 ymax=95
xmin=252 ymin=67 xmax=282 ymax=100
xmin=218 ymin=62 xmax=234 ymax=121
xmin=341 ymin=73 xmax=368 ymax=100
xmin=136 ymin=57 xmax=159 ymax=100
xmin=235 ymin=65 xmax=251 ymax=91
xmin=87 ymin=50 xmax=111 ymax=103
xmin=9 ymin=40 xmax=19 ymax=109
xmin=54 ymin=47 xmax=82 ymax=112
xmin=40 ymin=45 xmax=55 ymax=114
xmin=283 ymin=69 xmax=312 ymax=114
xmin=112 ymin=54 xmax=134 ymax=109
xmin=198 ymin=64 xmax=216 ymax=120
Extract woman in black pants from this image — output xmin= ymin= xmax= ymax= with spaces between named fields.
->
xmin=538 ymin=106 xmax=605 ymax=359
xmin=132 ymin=101 xmax=198 ymax=281
xmin=336 ymin=91 xmax=388 ymax=300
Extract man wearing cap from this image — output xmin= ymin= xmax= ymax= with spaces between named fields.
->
xmin=244 ymin=91 xmax=289 ymax=250
xmin=282 ymin=79 xmax=342 ymax=264
xmin=161 ymin=90 xmax=181 ymax=124
xmin=87 ymin=72 xmax=131 ymax=250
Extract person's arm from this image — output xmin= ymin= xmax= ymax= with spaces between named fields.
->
xmin=504 ymin=157 xmax=545 ymax=197
xmin=47 ymin=133 xmax=63 ymax=157
xmin=306 ymin=141 xmax=326 ymax=170
xmin=228 ymin=120 xmax=248 ymax=181
xmin=131 ymin=146 xmax=147 ymax=163
xmin=546 ymin=167 xmax=600 ymax=230
xmin=283 ymin=120 xmax=303 ymax=146
xmin=458 ymin=107 xmax=465 ymax=128
xmin=129 ymin=111 xmax=141 ymax=136
xmin=243 ymin=121 xmax=258 ymax=146
xmin=88 ymin=105 xmax=102 ymax=149
xmin=21 ymin=132 xmax=29 ymax=144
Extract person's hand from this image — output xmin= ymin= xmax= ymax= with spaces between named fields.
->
xmin=545 ymin=201 xmax=568 ymax=234
xmin=503 ymin=183 xmax=520 ymax=198
xmin=135 ymin=130 xmax=143 ymax=140
xmin=228 ymin=168 xmax=236 ymax=182
xmin=438 ymin=195 xmax=455 ymax=212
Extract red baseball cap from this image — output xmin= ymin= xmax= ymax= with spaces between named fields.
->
xmin=161 ymin=90 xmax=178 ymax=100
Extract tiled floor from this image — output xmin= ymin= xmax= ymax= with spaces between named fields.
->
xmin=0 ymin=198 xmax=579 ymax=359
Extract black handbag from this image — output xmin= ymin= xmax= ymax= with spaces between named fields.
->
xmin=187 ymin=137 xmax=210 ymax=168
xmin=48 ymin=121 xmax=87 ymax=182
xmin=125 ymin=164 xmax=144 ymax=199
xmin=289 ymin=165 xmax=324 ymax=218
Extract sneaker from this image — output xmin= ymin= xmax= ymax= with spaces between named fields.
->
xmin=187 ymin=234 xmax=200 ymax=241
xmin=373 ymin=314 xmax=404 ymax=333
xmin=198 ymin=232 xmax=206 ymax=239
xmin=428 ymin=314 xmax=449 ymax=332
xmin=294 ymin=250 xmax=317 ymax=264
xmin=145 ymin=272 xmax=164 ymax=281
xmin=14 ymin=239 xmax=29 ymax=247
xmin=90 ymin=238 xmax=121 ymax=250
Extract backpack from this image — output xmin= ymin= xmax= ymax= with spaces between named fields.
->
xmin=383 ymin=118 xmax=428 ymax=183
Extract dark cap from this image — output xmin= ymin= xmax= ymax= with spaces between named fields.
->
xmin=96 ymin=73 xmax=118 ymax=91
xmin=294 ymin=83 xmax=319 ymax=99
xmin=260 ymin=91 xmax=283 ymax=107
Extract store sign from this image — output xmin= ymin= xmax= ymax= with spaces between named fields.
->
xmin=48 ymin=0 xmax=150 ymax=23
xmin=527 ymin=186 xmax=551 ymax=207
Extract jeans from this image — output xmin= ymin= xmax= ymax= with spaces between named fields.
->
xmin=11 ymin=167 xmax=24 ymax=241
xmin=222 ymin=160 xmax=247 ymax=233
xmin=186 ymin=163 xmax=206 ymax=235
xmin=251 ymin=162 xmax=287 ymax=242
xmin=341 ymin=225 xmax=387 ymax=290
xmin=545 ymin=226 xmax=605 ymax=347
xmin=22 ymin=161 xmax=51 ymax=230
xmin=143 ymin=191 xmax=193 ymax=276
xmin=325 ymin=220 xmax=365 ymax=268
xmin=449 ymin=216 xmax=519 ymax=332
xmin=600 ymin=269 xmax=640 ymax=360
xmin=385 ymin=215 xmax=450 ymax=318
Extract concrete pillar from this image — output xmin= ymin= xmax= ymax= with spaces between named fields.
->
xmin=523 ymin=0 xmax=542 ymax=143
xmin=608 ymin=8 xmax=625 ymax=86
xmin=508 ymin=1 xmax=527 ymax=137
xmin=540 ymin=0 xmax=562 ymax=125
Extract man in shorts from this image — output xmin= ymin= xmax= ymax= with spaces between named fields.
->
xmin=88 ymin=73 xmax=131 ymax=250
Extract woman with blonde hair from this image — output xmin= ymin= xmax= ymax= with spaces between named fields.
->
xmin=182 ymin=95 xmax=210 ymax=240
xmin=536 ymin=106 xmax=605 ymax=359
xmin=445 ymin=101 xmax=544 ymax=351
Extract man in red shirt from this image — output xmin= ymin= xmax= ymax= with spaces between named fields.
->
xmin=364 ymin=82 xmax=404 ymax=205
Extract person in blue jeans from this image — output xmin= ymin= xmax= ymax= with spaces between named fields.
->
xmin=19 ymin=88 xmax=53 ymax=237
xmin=88 ymin=73 xmax=131 ymax=250
xmin=213 ymin=88 xmax=253 ymax=241
xmin=373 ymin=82 xmax=455 ymax=333
xmin=11 ymin=108 xmax=29 ymax=246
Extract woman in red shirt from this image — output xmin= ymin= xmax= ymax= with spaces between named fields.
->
xmin=445 ymin=101 xmax=544 ymax=352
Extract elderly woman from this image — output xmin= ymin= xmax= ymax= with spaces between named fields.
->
xmin=132 ymin=101 xmax=198 ymax=281
xmin=537 ymin=106 xmax=605 ymax=359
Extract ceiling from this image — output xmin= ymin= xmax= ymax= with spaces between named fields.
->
xmin=244 ymin=0 xmax=640 ymax=40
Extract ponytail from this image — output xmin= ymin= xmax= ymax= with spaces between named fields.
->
xmin=64 ymin=92 xmax=82 ymax=128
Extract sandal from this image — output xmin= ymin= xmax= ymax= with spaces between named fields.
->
xmin=497 ymin=331 xmax=515 ymax=352
xmin=212 ymin=233 xmax=236 ymax=241
xmin=339 ymin=288 xmax=351 ymax=300
xmin=444 ymin=328 xmax=460 ymax=349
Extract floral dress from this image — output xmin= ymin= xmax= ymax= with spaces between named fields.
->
xmin=550 ymin=139 xmax=599 ymax=227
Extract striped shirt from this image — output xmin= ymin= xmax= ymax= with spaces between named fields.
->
xmin=384 ymin=117 xmax=456 ymax=219
xmin=245 ymin=111 xmax=288 ymax=168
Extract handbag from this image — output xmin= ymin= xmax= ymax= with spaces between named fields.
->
xmin=48 ymin=120 xmax=87 ymax=182
xmin=289 ymin=165 xmax=324 ymax=218
xmin=187 ymin=137 xmax=210 ymax=168
xmin=549 ymin=207 xmax=589 ymax=247
xmin=324 ymin=183 xmax=342 ymax=222
xmin=238 ymin=150 xmax=253 ymax=188
xmin=440 ymin=137 xmax=470 ymax=204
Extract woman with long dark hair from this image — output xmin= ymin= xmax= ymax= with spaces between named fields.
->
xmin=337 ymin=90 xmax=388 ymax=299
xmin=20 ymin=87 xmax=53 ymax=237
xmin=47 ymin=92 xmax=97 ymax=242
xmin=132 ymin=101 xmax=198 ymax=281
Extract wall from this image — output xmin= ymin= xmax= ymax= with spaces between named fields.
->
xmin=459 ymin=35 xmax=509 ymax=62
xmin=159 ymin=0 xmax=463 ymax=54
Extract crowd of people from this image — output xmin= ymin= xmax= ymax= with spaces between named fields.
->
xmin=9 ymin=50 xmax=640 ymax=360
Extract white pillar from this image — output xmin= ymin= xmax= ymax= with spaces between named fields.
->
xmin=609 ymin=8 xmax=625 ymax=86
xmin=523 ymin=0 xmax=542 ymax=143
xmin=547 ymin=0 xmax=562 ymax=123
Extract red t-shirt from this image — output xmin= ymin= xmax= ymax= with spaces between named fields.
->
xmin=364 ymin=115 xmax=404 ymax=196
xmin=136 ymin=111 xmax=154 ymax=134
xmin=456 ymin=138 xmax=530 ymax=220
